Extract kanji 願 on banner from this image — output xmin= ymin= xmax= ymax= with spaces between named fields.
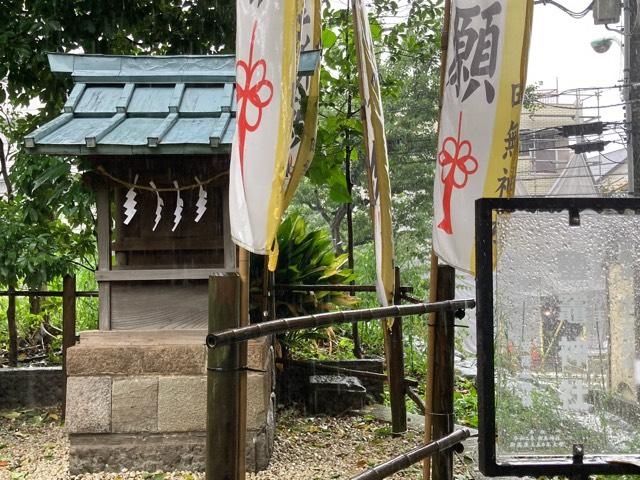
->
xmin=433 ymin=0 xmax=533 ymax=273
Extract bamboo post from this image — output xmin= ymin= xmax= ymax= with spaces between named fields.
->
xmin=207 ymin=300 xmax=475 ymax=347
xmin=7 ymin=286 xmax=17 ymax=367
xmin=207 ymin=273 xmax=242 ymax=480
xmin=62 ymin=275 xmax=77 ymax=419
xmin=268 ymin=269 xmax=276 ymax=322
xmin=352 ymin=428 xmax=470 ymax=480
xmin=390 ymin=266 xmax=407 ymax=435
xmin=431 ymin=266 xmax=456 ymax=480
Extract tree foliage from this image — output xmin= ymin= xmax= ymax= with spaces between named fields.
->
xmin=292 ymin=0 xmax=444 ymax=294
xmin=1 ymin=0 xmax=234 ymax=112
xmin=0 ymin=1 xmax=235 ymax=289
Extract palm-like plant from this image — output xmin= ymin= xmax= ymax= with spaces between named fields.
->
xmin=250 ymin=214 xmax=358 ymax=358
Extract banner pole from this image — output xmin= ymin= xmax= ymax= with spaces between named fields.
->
xmin=424 ymin=0 xmax=451 ymax=477
xmin=237 ymin=248 xmax=249 ymax=479
xmin=423 ymin=250 xmax=440 ymax=480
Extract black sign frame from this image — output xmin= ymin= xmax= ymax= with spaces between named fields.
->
xmin=475 ymin=196 xmax=640 ymax=477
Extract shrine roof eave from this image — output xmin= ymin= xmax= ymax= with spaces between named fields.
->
xmin=47 ymin=50 xmax=321 ymax=83
xmin=24 ymin=51 xmax=320 ymax=156
xmin=23 ymin=142 xmax=232 ymax=157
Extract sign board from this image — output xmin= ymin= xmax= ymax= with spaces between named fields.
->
xmin=476 ymin=197 xmax=640 ymax=477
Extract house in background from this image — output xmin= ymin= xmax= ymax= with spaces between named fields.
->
xmin=587 ymin=147 xmax=628 ymax=194
xmin=516 ymin=88 xmax=629 ymax=197
xmin=517 ymin=89 xmax=590 ymax=196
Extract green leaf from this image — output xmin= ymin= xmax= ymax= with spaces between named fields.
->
xmin=369 ymin=19 xmax=383 ymax=41
xmin=46 ymin=19 xmax=62 ymax=31
xmin=32 ymin=162 xmax=70 ymax=190
xmin=328 ymin=176 xmax=351 ymax=204
xmin=321 ymin=29 xmax=337 ymax=49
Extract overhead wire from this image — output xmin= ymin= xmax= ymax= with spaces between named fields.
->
xmin=533 ymin=0 xmax=593 ymax=19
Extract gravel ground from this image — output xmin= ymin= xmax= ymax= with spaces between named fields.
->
xmin=0 ymin=407 xmax=475 ymax=480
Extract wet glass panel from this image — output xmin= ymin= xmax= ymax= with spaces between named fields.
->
xmin=494 ymin=209 xmax=640 ymax=462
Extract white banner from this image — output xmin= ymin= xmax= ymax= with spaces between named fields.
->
xmin=353 ymin=0 xmax=395 ymax=306
xmin=433 ymin=0 xmax=533 ymax=273
xmin=230 ymin=0 xmax=301 ymax=259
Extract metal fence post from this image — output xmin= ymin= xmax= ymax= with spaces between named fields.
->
xmin=207 ymin=273 xmax=243 ymax=480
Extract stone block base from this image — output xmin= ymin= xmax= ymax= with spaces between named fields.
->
xmin=0 ymin=367 xmax=63 ymax=408
xmin=66 ymin=330 xmax=275 ymax=473
xmin=69 ymin=429 xmax=274 ymax=475
xmin=69 ymin=432 xmax=207 ymax=474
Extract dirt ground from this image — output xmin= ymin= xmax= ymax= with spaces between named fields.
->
xmin=0 ymin=407 xmax=476 ymax=480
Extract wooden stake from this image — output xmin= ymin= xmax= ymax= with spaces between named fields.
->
xmin=390 ymin=266 xmax=407 ymax=435
xmin=7 ymin=286 xmax=17 ymax=367
xmin=207 ymin=273 xmax=242 ymax=480
xmin=431 ymin=266 xmax=456 ymax=480
xmin=425 ymin=0 xmax=451 ymax=476
xmin=423 ymin=250 xmax=439 ymax=479
xmin=237 ymin=249 xmax=249 ymax=478
xmin=62 ymin=275 xmax=77 ymax=420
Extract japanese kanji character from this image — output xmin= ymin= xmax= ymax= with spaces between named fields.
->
xmin=447 ymin=2 xmax=502 ymax=103
xmin=558 ymin=337 xmax=588 ymax=370
xmin=511 ymin=83 xmax=523 ymax=106
xmin=495 ymin=168 xmax=511 ymax=198
xmin=502 ymin=120 xmax=519 ymax=159
xmin=559 ymin=379 xmax=589 ymax=412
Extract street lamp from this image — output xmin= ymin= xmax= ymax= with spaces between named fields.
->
xmin=590 ymin=32 xmax=632 ymax=193
xmin=590 ymin=37 xmax=622 ymax=53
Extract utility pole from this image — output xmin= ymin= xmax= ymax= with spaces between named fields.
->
xmin=626 ymin=0 xmax=640 ymax=194
xmin=625 ymin=0 xmax=640 ymax=406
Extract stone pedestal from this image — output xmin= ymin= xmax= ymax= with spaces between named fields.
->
xmin=65 ymin=330 xmax=274 ymax=474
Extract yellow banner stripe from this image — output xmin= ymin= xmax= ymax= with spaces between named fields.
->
xmin=352 ymin=0 xmax=395 ymax=305
xmin=283 ymin=0 xmax=321 ymax=209
xmin=470 ymin=0 xmax=533 ymax=274
xmin=267 ymin=0 xmax=304 ymax=271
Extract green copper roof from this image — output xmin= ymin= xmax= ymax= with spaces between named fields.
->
xmin=24 ymin=52 xmax=320 ymax=156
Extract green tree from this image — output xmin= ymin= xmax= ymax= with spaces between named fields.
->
xmin=292 ymin=1 xmax=443 ymax=289
xmin=0 ymin=0 xmax=237 ymax=287
xmin=0 ymin=0 xmax=236 ymax=364
xmin=0 ymin=0 xmax=234 ymax=111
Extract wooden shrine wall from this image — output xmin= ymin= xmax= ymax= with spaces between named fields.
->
xmin=90 ymin=155 xmax=234 ymax=330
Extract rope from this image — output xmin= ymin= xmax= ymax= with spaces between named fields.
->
xmin=96 ymin=165 xmax=228 ymax=192
xmin=423 ymin=411 xmax=455 ymax=418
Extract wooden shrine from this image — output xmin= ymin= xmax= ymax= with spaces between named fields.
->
xmin=24 ymin=52 xmax=317 ymax=474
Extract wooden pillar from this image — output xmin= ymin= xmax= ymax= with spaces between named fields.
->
xmin=237 ymin=249 xmax=250 ymax=478
xmin=390 ymin=266 xmax=407 ymax=435
xmin=425 ymin=0 xmax=451 ymax=475
xmin=431 ymin=266 xmax=456 ymax=480
xmin=268 ymin=269 xmax=276 ymax=322
xmin=95 ymin=185 xmax=112 ymax=330
xmin=423 ymin=251 xmax=439 ymax=479
xmin=62 ymin=275 xmax=77 ymax=419
xmin=207 ymin=273 xmax=243 ymax=480
xmin=7 ymin=286 xmax=17 ymax=367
